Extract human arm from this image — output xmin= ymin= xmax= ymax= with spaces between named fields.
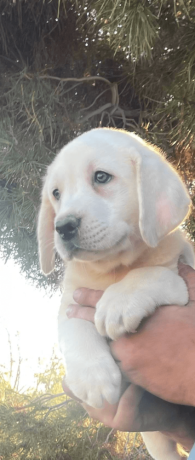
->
xmin=64 ymin=264 xmax=195 ymax=448
xmin=110 ymin=263 xmax=195 ymax=407
xmin=67 ymin=264 xmax=195 ymax=407
xmin=63 ymin=377 xmax=195 ymax=450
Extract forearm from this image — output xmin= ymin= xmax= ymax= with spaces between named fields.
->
xmin=138 ymin=391 xmax=195 ymax=432
xmin=139 ymin=391 xmax=195 ymax=450
xmin=162 ymin=417 xmax=195 ymax=452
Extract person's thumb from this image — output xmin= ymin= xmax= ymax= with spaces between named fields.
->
xmin=178 ymin=263 xmax=195 ymax=302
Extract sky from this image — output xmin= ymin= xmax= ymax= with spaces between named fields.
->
xmin=0 ymin=258 xmax=61 ymax=389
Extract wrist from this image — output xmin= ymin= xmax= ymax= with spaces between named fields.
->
xmin=162 ymin=405 xmax=195 ymax=451
xmin=162 ymin=430 xmax=194 ymax=452
xmin=138 ymin=391 xmax=195 ymax=437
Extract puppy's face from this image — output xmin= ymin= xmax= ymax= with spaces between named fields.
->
xmin=38 ymin=128 xmax=190 ymax=274
xmin=46 ymin=134 xmax=139 ymax=262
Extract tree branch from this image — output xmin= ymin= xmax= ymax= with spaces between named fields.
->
xmin=37 ymin=74 xmax=118 ymax=103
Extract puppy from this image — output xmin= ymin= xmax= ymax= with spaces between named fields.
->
xmin=38 ymin=128 xmax=194 ymax=460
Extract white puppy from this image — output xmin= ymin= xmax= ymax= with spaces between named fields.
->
xmin=38 ymin=128 xmax=194 ymax=460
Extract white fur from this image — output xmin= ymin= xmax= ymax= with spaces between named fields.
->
xmin=37 ymin=128 xmax=194 ymax=460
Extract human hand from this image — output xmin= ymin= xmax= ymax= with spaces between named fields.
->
xmin=64 ymin=264 xmax=195 ymax=447
xmin=63 ymin=375 xmax=195 ymax=444
xmin=67 ymin=264 xmax=195 ymax=407
xmin=110 ymin=263 xmax=195 ymax=407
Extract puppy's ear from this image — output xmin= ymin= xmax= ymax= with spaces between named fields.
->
xmin=37 ymin=184 xmax=55 ymax=275
xmin=131 ymin=145 xmax=191 ymax=247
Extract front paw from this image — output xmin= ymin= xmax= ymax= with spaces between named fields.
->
xmin=95 ymin=285 xmax=150 ymax=340
xmin=65 ymin=353 xmax=121 ymax=409
xmin=95 ymin=270 xmax=189 ymax=340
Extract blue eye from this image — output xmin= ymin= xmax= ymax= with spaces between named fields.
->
xmin=94 ymin=171 xmax=112 ymax=184
xmin=53 ymin=189 xmax=60 ymax=200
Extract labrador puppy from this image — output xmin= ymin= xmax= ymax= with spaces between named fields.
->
xmin=38 ymin=128 xmax=194 ymax=460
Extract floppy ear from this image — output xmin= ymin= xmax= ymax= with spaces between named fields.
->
xmin=37 ymin=184 xmax=55 ymax=275
xmin=132 ymin=145 xmax=191 ymax=247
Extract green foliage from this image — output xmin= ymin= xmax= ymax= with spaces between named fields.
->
xmin=0 ymin=356 xmax=151 ymax=460
xmin=92 ymin=0 xmax=195 ymax=149
xmin=94 ymin=0 xmax=158 ymax=60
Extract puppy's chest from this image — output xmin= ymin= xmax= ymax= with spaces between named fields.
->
xmin=64 ymin=262 xmax=130 ymax=292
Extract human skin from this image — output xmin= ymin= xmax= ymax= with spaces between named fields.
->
xmin=63 ymin=264 xmax=195 ymax=450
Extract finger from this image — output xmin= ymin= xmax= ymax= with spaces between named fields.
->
xmin=111 ymin=334 xmax=131 ymax=363
xmin=81 ymin=399 xmax=118 ymax=426
xmin=73 ymin=288 xmax=104 ymax=307
xmin=178 ymin=263 xmax=195 ymax=302
xmin=111 ymin=384 xmax=144 ymax=431
xmin=67 ymin=304 xmax=95 ymax=323
xmin=81 ymin=385 xmax=144 ymax=431
xmin=62 ymin=378 xmax=82 ymax=403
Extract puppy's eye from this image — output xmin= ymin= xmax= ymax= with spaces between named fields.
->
xmin=52 ymin=188 xmax=60 ymax=200
xmin=94 ymin=171 xmax=112 ymax=184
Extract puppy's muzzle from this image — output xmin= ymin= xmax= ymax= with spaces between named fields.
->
xmin=56 ymin=216 xmax=81 ymax=241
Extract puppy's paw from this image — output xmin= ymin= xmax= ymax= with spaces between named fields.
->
xmin=95 ymin=272 xmax=189 ymax=341
xmin=65 ymin=353 xmax=121 ymax=408
xmin=95 ymin=286 xmax=146 ymax=340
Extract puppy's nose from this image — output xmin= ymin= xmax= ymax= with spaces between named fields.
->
xmin=55 ymin=216 xmax=81 ymax=241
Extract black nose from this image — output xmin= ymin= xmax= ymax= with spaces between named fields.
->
xmin=55 ymin=216 xmax=81 ymax=241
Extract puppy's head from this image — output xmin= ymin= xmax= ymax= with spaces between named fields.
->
xmin=37 ymin=128 xmax=191 ymax=274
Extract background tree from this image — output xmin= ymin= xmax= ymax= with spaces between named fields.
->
xmin=0 ymin=0 xmax=194 ymax=289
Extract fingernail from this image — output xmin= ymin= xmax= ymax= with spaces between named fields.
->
xmin=73 ymin=289 xmax=82 ymax=302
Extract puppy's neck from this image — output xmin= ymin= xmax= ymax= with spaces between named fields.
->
xmin=64 ymin=240 xmax=147 ymax=291
xmin=87 ymin=240 xmax=147 ymax=275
